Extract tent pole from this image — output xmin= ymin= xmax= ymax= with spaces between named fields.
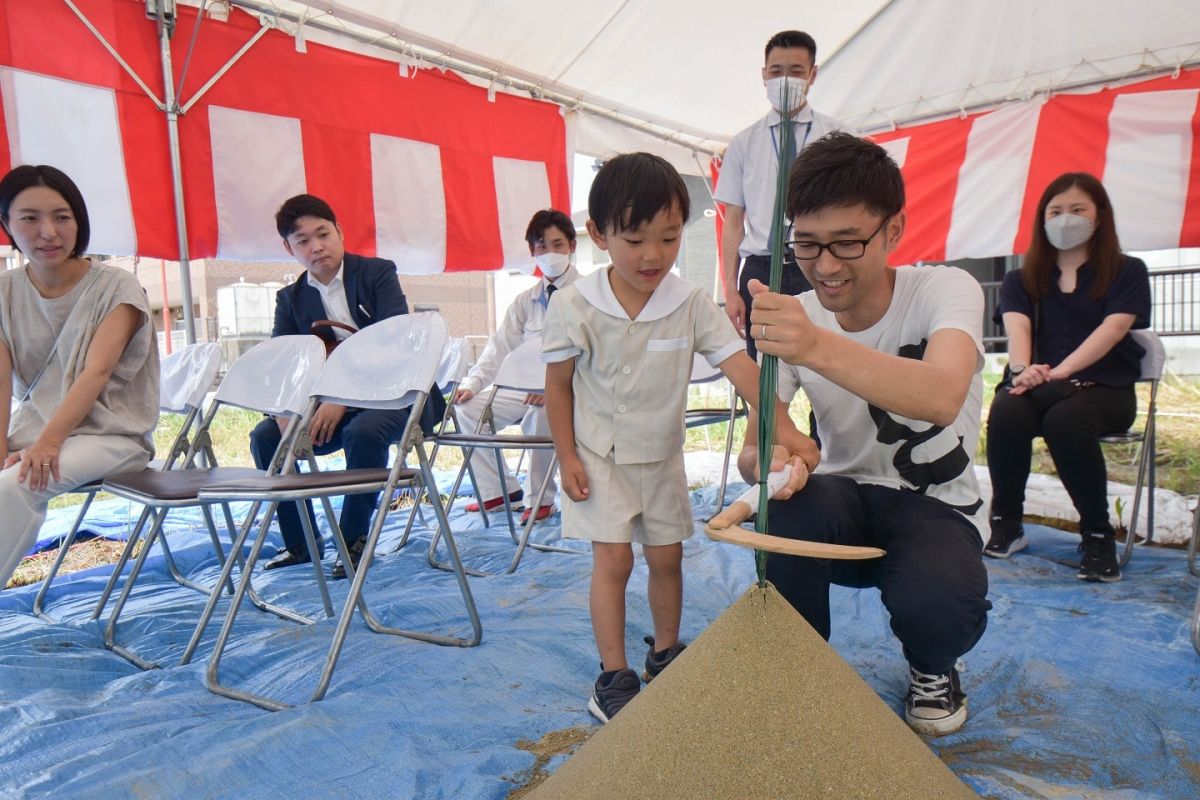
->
xmin=159 ymin=18 xmax=198 ymax=345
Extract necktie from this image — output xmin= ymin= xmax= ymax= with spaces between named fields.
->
xmin=769 ymin=121 xmax=796 ymax=244
xmin=546 ymin=283 xmax=557 ymax=302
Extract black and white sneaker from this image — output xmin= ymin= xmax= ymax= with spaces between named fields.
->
xmin=1077 ymin=531 xmax=1121 ymax=582
xmin=642 ymin=635 xmax=687 ymax=683
xmin=587 ymin=667 xmax=640 ymax=724
xmin=984 ymin=516 xmax=1027 ymax=559
xmin=904 ymin=665 xmax=967 ymax=736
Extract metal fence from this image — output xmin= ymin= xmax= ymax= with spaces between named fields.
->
xmin=982 ymin=266 xmax=1200 ymax=350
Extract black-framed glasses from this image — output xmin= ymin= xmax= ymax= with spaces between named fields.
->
xmin=785 ymin=216 xmax=891 ymax=261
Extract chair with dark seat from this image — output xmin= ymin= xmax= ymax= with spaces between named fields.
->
xmin=96 ymin=335 xmax=327 ymax=669
xmin=192 ymin=312 xmax=481 ymax=710
xmin=32 ymin=342 xmax=223 ymax=622
xmin=426 ymin=336 xmax=582 ymax=576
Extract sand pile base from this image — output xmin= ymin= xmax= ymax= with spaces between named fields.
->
xmin=529 ymin=584 xmax=977 ymax=799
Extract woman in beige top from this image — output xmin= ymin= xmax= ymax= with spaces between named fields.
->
xmin=0 ymin=165 xmax=159 ymax=588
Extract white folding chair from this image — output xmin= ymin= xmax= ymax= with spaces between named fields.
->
xmin=194 ymin=312 xmax=481 ymax=710
xmin=1103 ymin=329 xmax=1166 ymax=566
xmin=31 ymin=342 xmax=224 ymax=621
xmin=428 ymin=337 xmax=581 ymax=576
xmin=97 ymin=336 xmax=328 ymax=669
xmin=391 ymin=336 xmax=475 ymax=526
xmin=685 ymin=353 xmax=746 ymax=518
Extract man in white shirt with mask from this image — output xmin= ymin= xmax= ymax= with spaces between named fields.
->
xmin=715 ymin=29 xmax=843 ymax=361
xmin=453 ymin=209 xmax=578 ymax=524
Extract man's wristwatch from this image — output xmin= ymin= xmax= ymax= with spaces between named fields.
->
xmin=1010 ymin=364 xmax=1026 ymax=377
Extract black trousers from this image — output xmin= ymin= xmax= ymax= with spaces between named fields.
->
xmin=986 ymin=383 xmax=1136 ymax=534
xmin=737 ymin=254 xmax=812 ymax=361
xmin=764 ymin=475 xmax=991 ymax=674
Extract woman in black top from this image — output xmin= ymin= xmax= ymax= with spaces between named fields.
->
xmin=985 ymin=172 xmax=1151 ymax=582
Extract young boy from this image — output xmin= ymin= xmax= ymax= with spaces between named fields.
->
xmin=542 ymin=152 xmax=818 ymax=723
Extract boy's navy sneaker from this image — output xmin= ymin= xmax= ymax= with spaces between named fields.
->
xmin=587 ymin=667 xmax=640 ymax=723
xmin=1077 ymin=531 xmax=1121 ymax=582
xmin=642 ymin=635 xmax=687 ymax=682
xmin=904 ymin=664 xmax=967 ymax=736
xmin=984 ymin=516 xmax=1027 ymax=559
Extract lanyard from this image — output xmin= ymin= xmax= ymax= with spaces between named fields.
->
xmin=770 ymin=120 xmax=813 ymax=159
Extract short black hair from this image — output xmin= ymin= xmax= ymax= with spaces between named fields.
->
xmin=765 ymin=30 xmax=817 ymax=63
xmin=275 ymin=193 xmax=337 ymax=239
xmin=525 ymin=209 xmax=576 ymax=246
xmin=588 ymin=152 xmax=690 ymax=234
xmin=787 ymin=132 xmax=904 ymax=221
xmin=0 ymin=164 xmax=91 ymax=257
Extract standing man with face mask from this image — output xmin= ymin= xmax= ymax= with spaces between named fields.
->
xmin=452 ymin=209 xmax=578 ymax=524
xmin=715 ymin=30 xmax=843 ymax=360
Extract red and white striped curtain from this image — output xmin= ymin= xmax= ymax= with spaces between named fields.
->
xmin=0 ymin=0 xmax=570 ymax=272
xmin=872 ymin=68 xmax=1200 ymax=265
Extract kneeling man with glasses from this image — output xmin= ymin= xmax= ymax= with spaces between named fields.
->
xmin=739 ymin=131 xmax=992 ymax=737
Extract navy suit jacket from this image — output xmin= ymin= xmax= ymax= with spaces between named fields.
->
xmin=271 ymin=252 xmax=408 ymax=338
xmin=271 ymin=252 xmax=445 ymax=430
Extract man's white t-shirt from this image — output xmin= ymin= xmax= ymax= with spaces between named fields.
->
xmin=776 ymin=265 xmax=987 ymax=537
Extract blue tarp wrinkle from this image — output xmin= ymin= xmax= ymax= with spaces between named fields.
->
xmin=1 ymin=480 xmax=1198 ymax=799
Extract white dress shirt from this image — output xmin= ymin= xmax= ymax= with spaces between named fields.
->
xmin=713 ymin=103 xmax=844 ymax=258
xmin=308 ymin=263 xmax=356 ymax=340
xmin=458 ymin=266 xmax=580 ymax=396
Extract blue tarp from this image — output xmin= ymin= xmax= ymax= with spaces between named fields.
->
xmin=1 ymin=483 xmax=1198 ymax=799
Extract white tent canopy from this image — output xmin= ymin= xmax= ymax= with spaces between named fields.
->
xmin=215 ymin=0 xmax=1200 ymax=172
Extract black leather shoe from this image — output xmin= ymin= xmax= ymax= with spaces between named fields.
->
xmin=263 ymin=549 xmax=313 ymax=571
xmin=331 ymin=537 xmax=367 ymax=580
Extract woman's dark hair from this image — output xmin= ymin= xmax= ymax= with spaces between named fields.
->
xmin=787 ymin=131 xmax=904 ymax=221
xmin=0 ymin=164 xmax=91 ymax=257
xmin=525 ymin=209 xmax=576 ymax=246
xmin=275 ymin=193 xmax=337 ymax=239
xmin=1022 ymin=172 xmax=1122 ymax=302
xmin=588 ymin=152 xmax=690 ymax=234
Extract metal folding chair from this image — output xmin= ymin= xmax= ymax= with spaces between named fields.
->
xmin=686 ymin=353 xmax=746 ymax=518
xmin=194 ymin=312 xmax=481 ymax=710
xmin=427 ymin=337 xmax=581 ymax=576
xmin=1189 ymin=493 xmax=1199 ymax=579
xmin=1190 ymin=498 xmax=1200 ymax=655
xmin=97 ymin=335 xmax=328 ymax=669
xmin=1102 ymin=329 xmax=1166 ymax=567
xmin=391 ymin=336 xmax=475 ymax=531
xmin=31 ymin=342 xmax=224 ymax=622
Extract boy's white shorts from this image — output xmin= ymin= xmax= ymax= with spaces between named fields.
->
xmin=561 ymin=444 xmax=693 ymax=546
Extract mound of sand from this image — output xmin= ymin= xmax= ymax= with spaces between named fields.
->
xmin=529 ymin=584 xmax=977 ymax=799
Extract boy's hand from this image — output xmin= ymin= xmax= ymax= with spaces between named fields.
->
xmin=560 ymin=455 xmax=590 ymax=502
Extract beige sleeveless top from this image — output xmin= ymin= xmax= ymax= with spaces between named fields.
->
xmin=0 ymin=261 xmax=159 ymax=455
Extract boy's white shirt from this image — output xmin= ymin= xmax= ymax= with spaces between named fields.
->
xmin=541 ymin=266 xmax=742 ymax=465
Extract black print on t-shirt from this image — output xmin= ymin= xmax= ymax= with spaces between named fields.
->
xmin=867 ymin=339 xmax=983 ymax=516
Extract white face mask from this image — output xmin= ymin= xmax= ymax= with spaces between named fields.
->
xmin=1044 ymin=213 xmax=1095 ymax=251
xmin=535 ymin=251 xmax=572 ymax=279
xmin=765 ymin=76 xmax=808 ymax=113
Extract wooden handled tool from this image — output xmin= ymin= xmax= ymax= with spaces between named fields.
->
xmin=705 ymin=468 xmax=885 ymax=560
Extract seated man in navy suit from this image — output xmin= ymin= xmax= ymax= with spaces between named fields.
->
xmin=250 ymin=193 xmax=444 ymax=578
